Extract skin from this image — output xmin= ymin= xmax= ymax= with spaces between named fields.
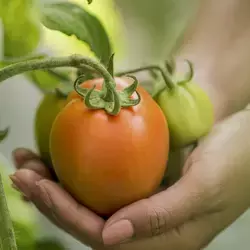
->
xmin=9 ymin=0 xmax=250 ymax=249
xmin=50 ymin=77 xmax=169 ymax=217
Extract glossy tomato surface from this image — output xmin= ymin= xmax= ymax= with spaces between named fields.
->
xmin=50 ymin=77 xmax=169 ymax=216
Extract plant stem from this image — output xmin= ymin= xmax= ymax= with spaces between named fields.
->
xmin=116 ymin=65 xmax=175 ymax=89
xmin=0 ymin=54 xmax=127 ymax=115
xmin=0 ymin=54 xmax=114 ymax=87
xmin=0 ymin=174 xmax=17 ymax=250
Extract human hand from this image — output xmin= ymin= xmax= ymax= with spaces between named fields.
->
xmin=9 ymin=148 xmax=106 ymax=250
xmin=10 ymin=109 xmax=250 ymax=250
xmin=101 ymin=109 xmax=250 ymax=250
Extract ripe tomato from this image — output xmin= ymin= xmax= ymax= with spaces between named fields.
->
xmin=50 ymin=77 xmax=169 ymax=216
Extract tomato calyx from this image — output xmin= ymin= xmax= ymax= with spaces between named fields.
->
xmin=72 ymin=53 xmax=141 ymax=115
xmin=73 ymin=74 xmax=141 ymax=115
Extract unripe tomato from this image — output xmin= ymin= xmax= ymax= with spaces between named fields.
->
xmin=50 ymin=77 xmax=169 ymax=217
xmin=35 ymin=92 xmax=67 ymax=167
xmin=157 ymin=81 xmax=214 ymax=148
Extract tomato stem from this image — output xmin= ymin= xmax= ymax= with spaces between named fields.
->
xmin=0 ymin=54 xmax=141 ymax=115
xmin=0 ymin=174 xmax=17 ymax=250
xmin=178 ymin=60 xmax=194 ymax=85
xmin=165 ymin=57 xmax=176 ymax=76
xmin=116 ymin=65 xmax=175 ymax=89
xmin=0 ymin=54 xmax=114 ymax=84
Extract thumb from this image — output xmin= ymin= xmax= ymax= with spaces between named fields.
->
xmin=102 ymin=169 xmax=207 ymax=246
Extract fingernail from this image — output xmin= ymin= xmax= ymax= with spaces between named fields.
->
xmin=102 ymin=220 xmax=134 ymax=246
xmin=9 ymin=175 xmax=31 ymax=199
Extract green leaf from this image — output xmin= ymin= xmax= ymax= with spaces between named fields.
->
xmin=0 ymin=127 xmax=9 ymax=142
xmin=0 ymin=0 xmax=41 ymax=58
xmin=87 ymin=0 xmax=93 ymax=4
xmin=41 ymin=2 xmax=112 ymax=65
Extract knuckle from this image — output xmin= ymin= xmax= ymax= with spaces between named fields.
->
xmin=147 ymin=204 xmax=169 ymax=237
xmin=36 ymin=182 xmax=58 ymax=220
xmin=37 ymin=181 xmax=53 ymax=208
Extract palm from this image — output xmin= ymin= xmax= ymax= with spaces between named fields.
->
xmin=107 ymin=109 xmax=250 ymax=250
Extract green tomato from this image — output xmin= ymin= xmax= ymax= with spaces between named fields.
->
xmin=157 ymin=81 xmax=214 ymax=148
xmin=2 ymin=0 xmax=41 ymax=57
xmin=35 ymin=92 xmax=68 ymax=168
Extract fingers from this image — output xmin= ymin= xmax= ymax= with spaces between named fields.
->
xmin=10 ymin=168 xmax=105 ymax=248
xmin=116 ymin=212 xmax=227 ymax=250
xmin=35 ymin=179 xmax=105 ymax=247
xmin=102 ymin=171 xmax=207 ymax=246
xmin=12 ymin=148 xmax=52 ymax=179
xmin=12 ymin=148 xmax=41 ymax=169
xmin=11 ymin=148 xmax=106 ymax=248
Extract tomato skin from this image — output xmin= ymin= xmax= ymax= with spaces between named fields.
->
xmin=50 ymin=77 xmax=169 ymax=216
xmin=35 ymin=93 xmax=67 ymax=167
xmin=157 ymin=81 xmax=214 ymax=148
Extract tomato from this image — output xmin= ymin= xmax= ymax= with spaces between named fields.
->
xmin=50 ymin=77 xmax=169 ymax=217
xmin=2 ymin=0 xmax=41 ymax=57
xmin=35 ymin=92 xmax=67 ymax=167
xmin=157 ymin=77 xmax=214 ymax=148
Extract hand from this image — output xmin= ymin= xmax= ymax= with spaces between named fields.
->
xmin=10 ymin=109 xmax=250 ymax=250
xmin=10 ymin=148 xmax=105 ymax=250
xmin=101 ymin=109 xmax=250 ymax=250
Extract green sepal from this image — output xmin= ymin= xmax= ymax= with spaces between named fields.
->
xmin=119 ymin=75 xmax=141 ymax=107
xmin=85 ymin=85 xmax=105 ymax=109
xmin=165 ymin=57 xmax=176 ymax=76
xmin=120 ymin=91 xmax=141 ymax=107
xmin=121 ymin=75 xmax=139 ymax=97
xmin=178 ymin=59 xmax=194 ymax=85
xmin=109 ymin=90 xmax=121 ymax=115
